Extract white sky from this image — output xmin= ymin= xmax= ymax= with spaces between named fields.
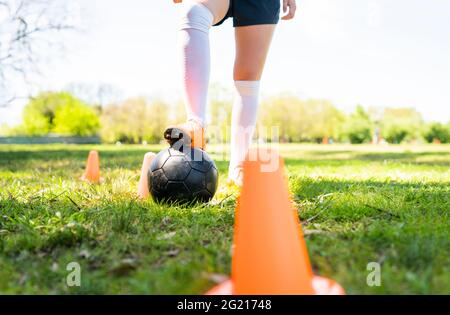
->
xmin=1 ymin=0 xmax=450 ymax=125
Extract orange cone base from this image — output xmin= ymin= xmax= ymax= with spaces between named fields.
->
xmin=79 ymin=150 xmax=103 ymax=184
xmin=206 ymin=276 xmax=345 ymax=295
xmin=79 ymin=175 xmax=104 ymax=184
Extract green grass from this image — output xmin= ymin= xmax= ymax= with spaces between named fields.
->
xmin=0 ymin=143 xmax=449 ymax=294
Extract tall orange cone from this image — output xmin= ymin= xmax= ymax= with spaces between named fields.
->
xmin=137 ymin=152 xmax=156 ymax=199
xmin=206 ymin=148 xmax=344 ymax=295
xmin=80 ymin=150 xmax=102 ymax=183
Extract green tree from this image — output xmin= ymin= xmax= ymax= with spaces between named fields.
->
xmin=22 ymin=92 xmax=62 ymax=135
xmin=423 ymin=122 xmax=450 ymax=143
xmin=21 ymin=92 xmax=99 ymax=136
xmin=260 ymin=95 xmax=310 ymax=142
xmin=380 ymin=108 xmax=423 ymax=144
xmin=173 ymin=101 xmax=187 ymax=125
xmin=343 ymin=105 xmax=373 ymax=144
xmin=100 ymin=98 xmax=169 ymax=144
xmin=101 ymin=98 xmax=146 ymax=144
xmin=303 ymin=99 xmax=345 ymax=142
xmin=259 ymin=95 xmax=346 ymax=143
xmin=53 ymin=103 xmax=100 ymax=136
xmin=146 ymin=100 xmax=170 ymax=143
xmin=209 ymin=84 xmax=233 ymax=144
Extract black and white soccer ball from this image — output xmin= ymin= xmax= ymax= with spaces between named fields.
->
xmin=148 ymin=147 xmax=218 ymax=204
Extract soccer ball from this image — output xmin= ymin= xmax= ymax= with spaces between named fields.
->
xmin=148 ymin=147 xmax=218 ymax=204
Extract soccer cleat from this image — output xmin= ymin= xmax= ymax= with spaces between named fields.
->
xmin=163 ymin=120 xmax=206 ymax=150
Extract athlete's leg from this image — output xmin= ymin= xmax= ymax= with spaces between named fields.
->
xmin=197 ymin=0 xmax=230 ymax=26
xmin=165 ymin=0 xmax=229 ymax=149
xmin=234 ymin=25 xmax=277 ymax=81
xmin=229 ymin=25 xmax=277 ymax=185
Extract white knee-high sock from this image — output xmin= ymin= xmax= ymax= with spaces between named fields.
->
xmin=178 ymin=0 xmax=213 ymax=127
xmin=229 ymin=81 xmax=261 ymax=182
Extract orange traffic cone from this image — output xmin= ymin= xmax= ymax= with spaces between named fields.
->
xmin=80 ymin=150 xmax=102 ymax=183
xmin=206 ymin=148 xmax=344 ymax=295
xmin=137 ymin=152 xmax=156 ymax=199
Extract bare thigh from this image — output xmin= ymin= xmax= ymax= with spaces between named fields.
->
xmin=234 ymin=25 xmax=277 ymax=81
xmin=195 ymin=0 xmax=229 ymax=25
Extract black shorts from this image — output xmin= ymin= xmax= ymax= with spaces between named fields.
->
xmin=213 ymin=0 xmax=281 ymax=27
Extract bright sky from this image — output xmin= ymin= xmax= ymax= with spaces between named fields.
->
xmin=1 ymin=0 xmax=450 ymax=125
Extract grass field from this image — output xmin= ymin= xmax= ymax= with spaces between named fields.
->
xmin=0 ymin=143 xmax=449 ymax=294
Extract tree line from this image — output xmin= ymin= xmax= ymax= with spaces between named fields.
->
xmin=1 ymin=91 xmax=449 ymax=145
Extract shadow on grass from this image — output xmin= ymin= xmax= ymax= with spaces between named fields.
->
xmin=299 ymin=150 xmax=450 ymax=167
xmin=290 ymin=177 xmax=449 ymax=205
xmin=0 ymin=147 xmax=232 ymax=173
xmin=0 ymin=194 xmax=234 ymax=294
xmin=0 ymin=173 xmax=448 ymax=294
xmin=0 ymin=148 xmax=150 ymax=163
xmin=0 ymin=193 xmax=235 ymax=256
xmin=1 ymin=145 xmax=449 ymax=172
